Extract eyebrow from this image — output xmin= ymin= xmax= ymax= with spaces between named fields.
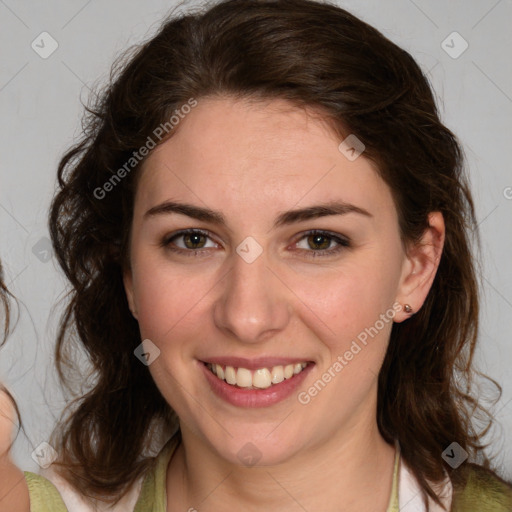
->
xmin=144 ymin=199 xmax=372 ymax=229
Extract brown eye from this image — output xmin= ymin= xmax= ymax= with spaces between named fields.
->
xmin=295 ymin=230 xmax=351 ymax=258
xmin=161 ymin=229 xmax=217 ymax=256
xmin=307 ymin=233 xmax=332 ymax=250
xmin=182 ymin=232 xmax=207 ymax=249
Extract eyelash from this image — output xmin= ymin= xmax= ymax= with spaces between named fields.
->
xmin=160 ymin=229 xmax=351 ymax=258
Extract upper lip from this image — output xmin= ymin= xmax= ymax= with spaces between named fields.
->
xmin=201 ymin=356 xmax=314 ymax=370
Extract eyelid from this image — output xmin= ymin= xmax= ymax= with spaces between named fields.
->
xmin=291 ymin=229 xmax=351 ymax=257
xmin=161 ymin=228 xmax=351 ymax=258
xmin=160 ymin=228 xmax=218 ymax=249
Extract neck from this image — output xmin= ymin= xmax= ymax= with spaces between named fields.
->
xmin=166 ymin=403 xmax=396 ymax=511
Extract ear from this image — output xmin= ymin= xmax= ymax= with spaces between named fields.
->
xmin=394 ymin=211 xmax=445 ymax=323
xmin=123 ymin=267 xmax=138 ymax=320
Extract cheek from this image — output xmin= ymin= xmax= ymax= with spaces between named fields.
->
xmin=131 ymin=257 xmax=206 ymax=342
xmin=305 ymin=260 xmax=399 ymax=331
xmin=131 ymin=262 xmax=208 ymax=402
xmin=295 ymin=252 xmax=401 ymax=368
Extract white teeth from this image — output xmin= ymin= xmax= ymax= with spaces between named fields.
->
xmin=207 ymin=362 xmax=308 ymax=389
xmin=215 ymin=364 xmax=225 ymax=380
xmin=236 ymin=367 xmax=253 ymax=388
xmin=270 ymin=366 xmax=284 ymax=384
xmin=253 ymin=368 xmax=272 ymax=388
xmin=284 ymin=364 xmax=294 ymax=379
xmin=225 ymin=366 xmax=237 ymax=385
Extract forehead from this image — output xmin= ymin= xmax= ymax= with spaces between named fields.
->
xmin=134 ymin=97 xmax=394 ymax=225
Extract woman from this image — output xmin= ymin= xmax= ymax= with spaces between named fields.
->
xmin=4 ymin=0 xmax=512 ymax=510
xmin=0 ymin=261 xmax=30 ymax=512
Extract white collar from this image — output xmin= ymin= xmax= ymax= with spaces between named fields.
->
xmin=42 ymin=467 xmax=142 ymax=512
xmin=399 ymin=457 xmax=453 ymax=511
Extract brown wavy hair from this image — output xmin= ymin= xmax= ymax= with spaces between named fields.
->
xmin=48 ymin=0 xmax=506 ymax=508
xmin=0 ymin=261 xmax=12 ymax=351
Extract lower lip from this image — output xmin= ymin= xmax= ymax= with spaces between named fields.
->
xmin=200 ymin=361 xmax=314 ymax=408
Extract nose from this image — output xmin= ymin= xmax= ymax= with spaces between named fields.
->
xmin=213 ymin=247 xmax=291 ymax=344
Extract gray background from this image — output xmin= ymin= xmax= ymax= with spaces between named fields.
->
xmin=0 ymin=0 xmax=511 ymax=478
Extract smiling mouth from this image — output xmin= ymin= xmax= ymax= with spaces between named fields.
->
xmin=204 ymin=361 xmax=310 ymax=390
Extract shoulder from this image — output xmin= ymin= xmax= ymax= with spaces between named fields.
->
xmin=24 ymin=471 xmax=68 ymax=512
xmin=450 ymin=463 xmax=512 ymax=512
xmin=24 ymin=433 xmax=181 ymax=512
xmin=25 ymin=466 xmax=144 ymax=512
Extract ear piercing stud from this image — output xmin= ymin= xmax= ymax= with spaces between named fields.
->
xmin=403 ymin=304 xmax=413 ymax=314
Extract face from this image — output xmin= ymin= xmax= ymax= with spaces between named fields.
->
xmin=124 ymin=96 xmax=424 ymax=467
